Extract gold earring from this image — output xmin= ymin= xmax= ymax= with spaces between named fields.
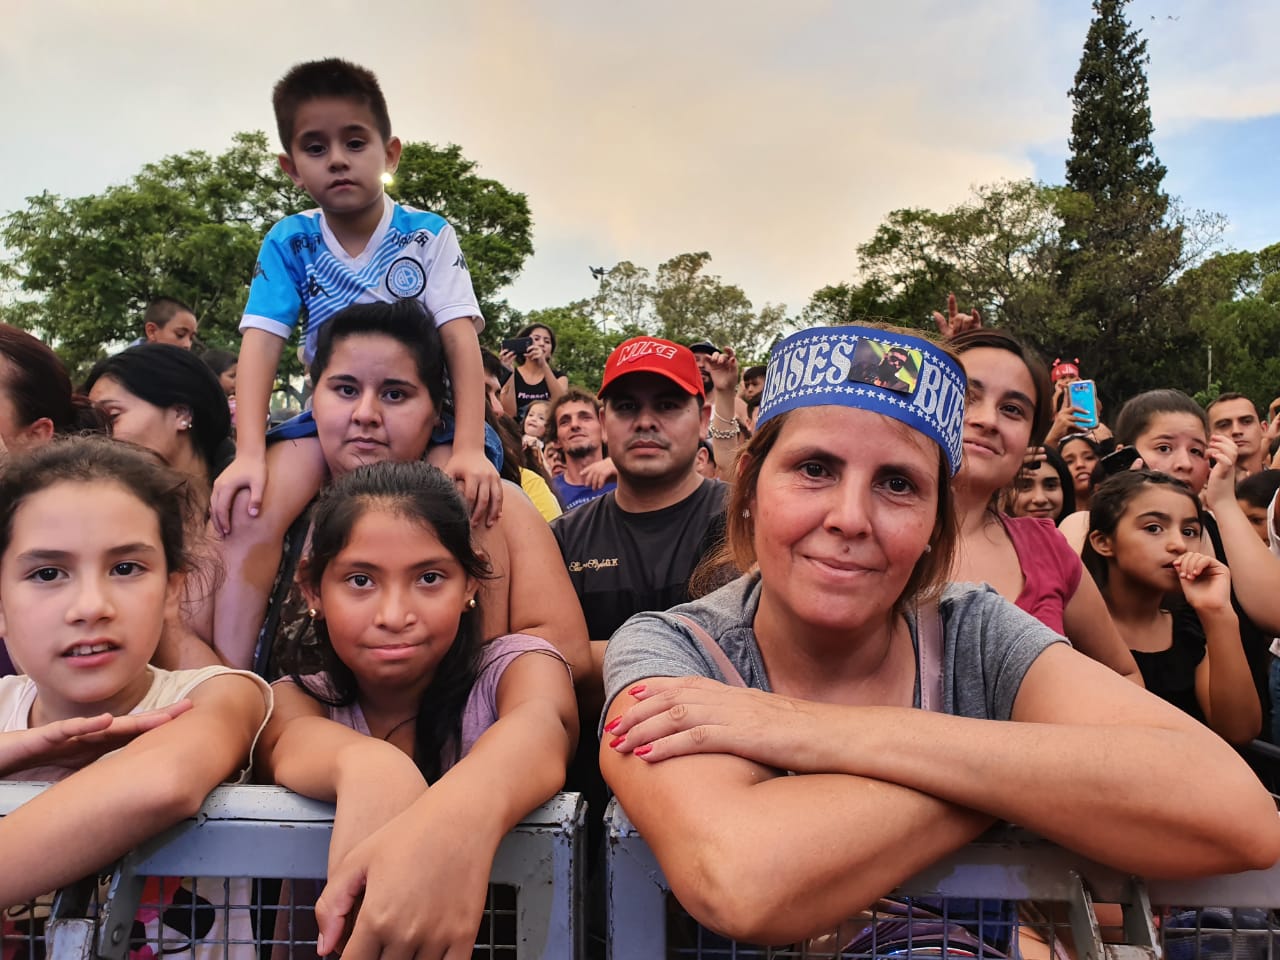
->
xmin=307 ymin=608 xmax=319 ymax=620
xmin=466 ymin=597 xmax=477 ymax=610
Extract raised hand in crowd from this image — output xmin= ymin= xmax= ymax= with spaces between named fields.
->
xmin=1046 ymin=385 xmax=1112 ymax=448
xmin=1203 ymin=433 xmax=1241 ymax=511
xmin=581 ymin=456 xmax=618 ymax=490
xmin=1262 ymin=398 xmax=1280 ymax=468
xmin=932 ymin=292 xmax=982 ymax=340
xmin=522 ymin=338 xmax=551 ymax=371
xmin=704 ymin=344 xmax=748 ymax=478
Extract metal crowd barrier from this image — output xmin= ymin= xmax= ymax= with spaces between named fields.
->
xmin=7 ymin=782 xmax=1280 ymax=960
xmin=0 ymin=784 xmax=585 ymax=960
xmin=604 ymin=797 xmax=1280 ymax=960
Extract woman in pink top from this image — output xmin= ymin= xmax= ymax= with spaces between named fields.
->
xmin=949 ymin=328 xmax=1140 ymax=680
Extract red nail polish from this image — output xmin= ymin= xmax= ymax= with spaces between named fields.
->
xmin=609 ymin=735 xmax=625 ymax=749
xmin=604 ymin=717 xmax=620 ymax=733
xmin=629 ymin=684 xmax=646 ymax=696
xmin=634 ymin=744 xmax=653 ymax=757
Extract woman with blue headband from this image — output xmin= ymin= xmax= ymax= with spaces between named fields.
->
xmin=599 ymin=324 xmax=1280 ymax=946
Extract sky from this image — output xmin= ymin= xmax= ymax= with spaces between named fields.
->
xmin=2 ymin=0 xmax=1278 ymax=322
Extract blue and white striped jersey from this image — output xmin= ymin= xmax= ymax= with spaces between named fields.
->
xmin=239 ymin=195 xmax=483 ymax=363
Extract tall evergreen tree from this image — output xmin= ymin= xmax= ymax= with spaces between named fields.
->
xmin=1057 ymin=0 xmax=1197 ymax=407
xmin=1065 ymin=0 xmax=1167 ymax=208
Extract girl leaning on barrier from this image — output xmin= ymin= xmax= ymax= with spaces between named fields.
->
xmin=600 ymin=324 xmax=1280 ymax=947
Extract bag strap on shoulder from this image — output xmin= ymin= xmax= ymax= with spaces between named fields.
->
xmin=674 ymin=614 xmax=748 ymax=687
xmin=916 ymin=598 xmax=944 ymax=713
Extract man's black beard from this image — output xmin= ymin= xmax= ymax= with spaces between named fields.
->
xmin=565 ymin=444 xmax=600 ymax=461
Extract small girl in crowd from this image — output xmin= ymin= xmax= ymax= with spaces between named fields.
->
xmin=0 ymin=437 xmax=271 ymax=955
xmin=1084 ymin=470 xmax=1260 ymax=744
xmin=258 ymin=460 xmax=576 ymax=959
xmin=522 ymin=399 xmax=550 ymax=445
xmin=520 ymin=399 xmax=551 ymax=475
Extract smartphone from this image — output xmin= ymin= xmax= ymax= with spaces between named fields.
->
xmin=1099 ymin=446 xmax=1140 ymax=477
xmin=502 ymin=336 xmax=533 ymax=362
xmin=1068 ymin=379 xmax=1100 ymax=430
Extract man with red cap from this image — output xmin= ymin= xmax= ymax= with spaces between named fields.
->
xmin=551 ymin=336 xmax=730 ymax=650
xmin=551 ymin=336 xmax=733 ymax=876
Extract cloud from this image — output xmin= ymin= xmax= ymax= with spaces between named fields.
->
xmin=1 ymin=0 xmax=1275 ymax=319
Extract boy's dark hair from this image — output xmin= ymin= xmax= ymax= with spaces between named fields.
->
xmin=293 ymin=461 xmax=489 ymax=783
xmin=143 ymin=297 xmax=193 ymax=332
xmin=950 ymin=328 xmax=1053 ymax=446
xmin=273 ymin=58 xmax=392 ymax=150
xmin=84 ymin=344 xmax=233 ymax=476
xmin=0 ymin=435 xmax=194 ymax=575
xmin=1114 ymin=389 xmax=1208 ymax=445
xmin=1206 ymin=391 xmax=1259 ymax=419
xmin=1237 ymin=470 xmax=1280 ymax=511
xmin=0 ymin=323 xmax=108 ymax=435
xmin=310 ymin=300 xmax=448 ymax=416
xmin=547 ymin=388 xmax=600 ymax=443
xmin=742 ymin=365 xmax=766 ymax=381
xmin=1082 ymin=469 xmax=1202 ymax=588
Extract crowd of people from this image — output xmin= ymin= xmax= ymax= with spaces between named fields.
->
xmin=0 ymin=55 xmax=1278 ymax=959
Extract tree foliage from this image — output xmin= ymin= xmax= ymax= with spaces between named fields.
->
xmin=387 ymin=142 xmax=533 ymax=328
xmin=1065 ymin=0 xmax=1167 ymax=204
xmin=1185 ymin=244 xmax=1280 ymax=413
xmin=500 ymin=253 xmax=789 ymax=392
xmin=798 ymin=1 xmax=1241 ymax=410
xmin=514 ymin=302 xmax=646 ymax=394
xmin=850 ymin=180 xmax=1070 ymax=337
xmin=1055 ymin=0 xmax=1203 ymax=405
xmin=0 ymin=132 xmax=533 ymax=388
xmin=0 ymin=132 xmax=304 ymax=372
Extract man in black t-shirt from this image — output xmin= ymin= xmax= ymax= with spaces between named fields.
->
xmin=552 ymin=336 xmax=730 ymax=932
xmin=552 ymin=336 xmax=729 ymax=653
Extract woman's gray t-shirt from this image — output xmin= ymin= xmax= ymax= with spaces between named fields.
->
xmin=602 ymin=573 xmax=1065 ymax=727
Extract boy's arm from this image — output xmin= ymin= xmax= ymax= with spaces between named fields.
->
xmin=0 ymin=674 xmax=266 ymax=907
xmin=211 ymin=329 xmax=286 ymax=535
xmin=438 ymin=320 xmax=503 ymax=526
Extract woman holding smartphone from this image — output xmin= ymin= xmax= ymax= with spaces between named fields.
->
xmin=499 ymin=323 xmax=569 ymax=420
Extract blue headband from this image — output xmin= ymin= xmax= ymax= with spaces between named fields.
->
xmin=756 ymin=326 xmax=968 ymax=476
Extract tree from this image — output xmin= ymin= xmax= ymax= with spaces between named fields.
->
xmin=513 ymin=302 xmax=646 ymax=394
xmin=0 ymin=132 xmax=306 ymax=372
xmin=650 ymin=252 xmax=785 ymax=360
xmin=1056 ymin=0 xmax=1209 ymax=405
xmin=0 ymin=132 xmax=534 ymax=394
xmin=388 ymin=142 xmax=533 ymax=331
xmin=1184 ymin=244 xmax=1280 ymax=413
xmin=593 ymin=261 xmax=655 ymax=332
xmin=848 ymin=180 xmax=1069 ymax=338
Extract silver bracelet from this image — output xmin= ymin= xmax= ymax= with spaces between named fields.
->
xmin=711 ymin=409 xmax=736 ymax=425
xmin=707 ymin=421 xmax=739 ymax=441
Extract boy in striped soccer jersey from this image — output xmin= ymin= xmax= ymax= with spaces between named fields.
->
xmin=205 ymin=59 xmax=501 ymax=668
